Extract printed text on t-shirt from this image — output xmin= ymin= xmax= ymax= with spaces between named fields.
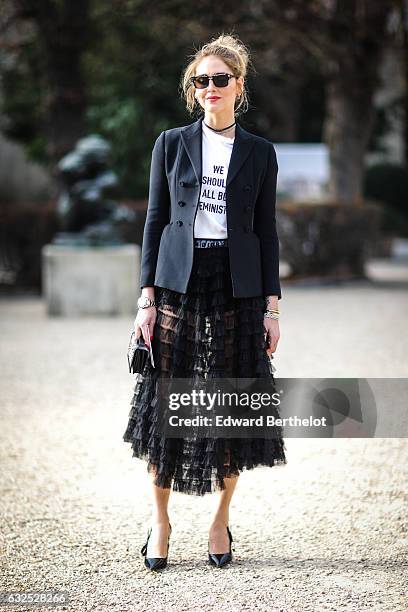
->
xmin=199 ymin=165 xmax=227 ymax=215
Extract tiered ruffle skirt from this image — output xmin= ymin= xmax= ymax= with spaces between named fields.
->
xmin=123 ymin=245 xmax=287 ymax=495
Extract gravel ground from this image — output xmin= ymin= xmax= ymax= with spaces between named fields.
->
xmin=1 ymin=260 xmax=407 ymax=611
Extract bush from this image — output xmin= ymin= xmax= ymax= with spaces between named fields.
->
xmin=277 ymin=201 xmax=383 ymax=278
xmin=0 ymin=203 xmax=58 ymax=293
xmin=363 ymin=163 xmax=408 ymax=237
xmin=0 ymin=201 xmax=148 ymax=293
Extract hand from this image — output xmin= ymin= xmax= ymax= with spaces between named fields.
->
xmin=263 ymin=317 xmax=280 ymax=357
xmin=134 ymin=306 xmax=157 ymax=347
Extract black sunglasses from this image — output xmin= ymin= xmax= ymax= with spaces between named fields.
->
xmin=191 ymin=73 xmax=236 ymax=89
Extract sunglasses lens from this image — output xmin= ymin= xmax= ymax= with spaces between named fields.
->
xmin=213 ymin=74 xmax=229 ymax=87
xmin=194 ymin=76 xmax=209 ymax=88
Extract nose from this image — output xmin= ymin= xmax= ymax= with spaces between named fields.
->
xmin=207 ymin=78 xmax=217 ymax=92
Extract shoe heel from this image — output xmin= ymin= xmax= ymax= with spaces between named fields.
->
xmin=141 ymin=521 xmax=172 ymax=571
xmin=208 ymin=525 xmax=234 ymax=568
xmin=226 ymin=525 xmax=235 ymax=552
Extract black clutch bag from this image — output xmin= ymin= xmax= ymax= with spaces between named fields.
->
xmin=127 ymin=329 xmax=155 ymax=374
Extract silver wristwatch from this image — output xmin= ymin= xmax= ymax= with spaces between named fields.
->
xmin=137 ymin=295 xmax=157 ymax=309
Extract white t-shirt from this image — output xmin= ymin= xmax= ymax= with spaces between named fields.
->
xmin=193 ymin=121 xmax=235 ymax=239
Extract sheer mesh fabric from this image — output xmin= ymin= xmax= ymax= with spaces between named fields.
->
xmin=123 ymin=246 xmax=287 ymax=496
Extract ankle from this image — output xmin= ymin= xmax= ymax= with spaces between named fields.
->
xmin=150 ymin=514 xmax=170 ymax=526
xmin=210 ymin=517 xmax=229 ymax=530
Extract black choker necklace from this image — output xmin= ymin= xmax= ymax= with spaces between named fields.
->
xmin=203 ymin=120 xmax=236 ymax=133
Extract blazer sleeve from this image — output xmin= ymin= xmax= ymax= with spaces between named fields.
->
xmin=253 ymin=142 xmax=282 ymax=299
xmin=140 ymin=130 xmax=171 ymax=289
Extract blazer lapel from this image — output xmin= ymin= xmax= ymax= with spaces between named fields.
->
xmin=226 ymin=122 xmax=255 ymax=187
xmin=180 ymin=116 xmax=256 ymax=187
xmin=180 ymin=117 xmax=203 ymax=185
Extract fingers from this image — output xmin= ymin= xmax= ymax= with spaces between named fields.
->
xmin=134 ymin=317 xmax=155 ymax=345
xmin=141 ymin=324 xmax=149 ymax=346
xmin=264 ymin=331 xmax=278 ymax=354
xmin=142 ymin=323 xmax=155 ymax=347
xmin=134 ymin=323 xmax=149 ymax=345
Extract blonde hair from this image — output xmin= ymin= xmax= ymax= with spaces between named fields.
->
xmin=180 ymin=33 xmax=253 ymax=117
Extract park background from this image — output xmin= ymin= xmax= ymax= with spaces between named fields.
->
xmin=1 ymin=2 xmax=407 ymax=611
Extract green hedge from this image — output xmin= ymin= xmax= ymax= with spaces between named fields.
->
xmin=364 ymin=163 xmax=408 ymax=237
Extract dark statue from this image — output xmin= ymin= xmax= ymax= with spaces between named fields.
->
xmin=53 ymin=135 xmax=135 ymax=246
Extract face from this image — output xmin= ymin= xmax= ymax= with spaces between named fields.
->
xmin=193 ymin=55 xmax=244 ymax=115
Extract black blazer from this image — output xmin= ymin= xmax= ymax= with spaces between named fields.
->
xmin=140 ymin=116 xmax=281 ymax=299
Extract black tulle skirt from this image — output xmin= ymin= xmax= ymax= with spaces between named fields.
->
xmin=123 ymin=244 xmax=287 ymax=496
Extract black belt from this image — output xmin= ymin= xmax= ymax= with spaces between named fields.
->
xmin=194 ymin=238 xmax=228 ymax=248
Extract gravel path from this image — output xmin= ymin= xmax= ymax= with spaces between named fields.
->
xmin=1 ymin=263 xmax=407 ymax=611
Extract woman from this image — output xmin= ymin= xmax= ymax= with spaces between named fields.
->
xmin=123 ymin=33 xmax=287 ymax=570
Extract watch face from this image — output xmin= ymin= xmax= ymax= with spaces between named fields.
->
xmin=139 ymin=296 xmax=152 ymax=308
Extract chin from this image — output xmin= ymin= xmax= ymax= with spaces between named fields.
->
xmin=206 ymin=103 xmax=224 ymax=112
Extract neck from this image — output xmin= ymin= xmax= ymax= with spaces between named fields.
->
xmin=204 ymin=110 xmax=236 ymax=131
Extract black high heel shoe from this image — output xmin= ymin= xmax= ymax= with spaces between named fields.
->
xmin=140 ymin=522 xmax=172 ymax=570
xmin=208 ymin=525 xmax=234 ymax=568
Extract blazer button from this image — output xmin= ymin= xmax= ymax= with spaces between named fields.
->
xmin=245 ymin=205 xmax=252 ymax=212
xmin=178 ymin=201 xmax=186 ymax=207
xmin=243 ymin=184 xmax=252 ymax=192
xmin=244 ymin=226 xmax=251 ymax=233
xmin=176 ymin=220 xmax=183 ymax=227
xmin=179 ymin=180 xmax=185 ymax=186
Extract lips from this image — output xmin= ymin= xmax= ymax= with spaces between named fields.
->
xmin=207 ymin=96 xmax=220 ymax=100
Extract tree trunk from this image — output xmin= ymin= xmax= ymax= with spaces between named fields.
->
xmin=21 ymin=0 xmax=90 ymax=162
xmin=402 ymin=0 xmax=408 ymax=166
xmin=323 ymin=79 xmax=376 ymax=203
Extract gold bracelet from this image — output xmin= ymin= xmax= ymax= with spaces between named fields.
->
xmin=264 ymin=311 xmax=279 ymax=319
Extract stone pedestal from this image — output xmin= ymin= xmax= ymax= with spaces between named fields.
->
xmin=42 ymin=244 xmax=140 ymax=316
